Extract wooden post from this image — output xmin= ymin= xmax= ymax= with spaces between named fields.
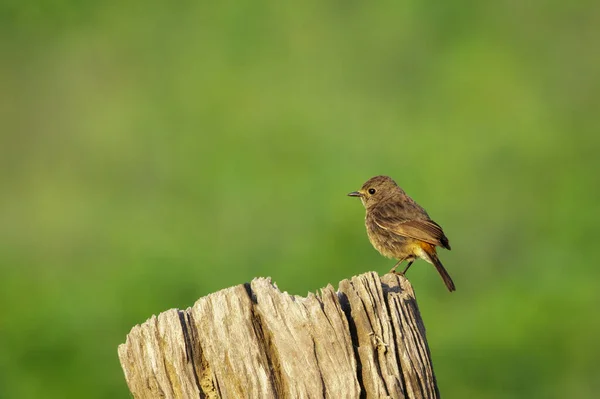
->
xmin=118 ymin=271 xmax=441 ymax=398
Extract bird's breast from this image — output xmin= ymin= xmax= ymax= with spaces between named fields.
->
xmin=365 ymin=218 xmax=412 ymax=259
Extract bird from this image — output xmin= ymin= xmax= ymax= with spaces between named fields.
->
xmin=348 ymin=175 xmax=455 ymax=292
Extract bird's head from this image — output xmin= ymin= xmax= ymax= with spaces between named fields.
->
xmin=347 ymin=175 xmax=402 ymax=209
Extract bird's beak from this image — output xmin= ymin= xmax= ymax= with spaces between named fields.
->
xmin=347 ymin=191 xmax=363 ymax=197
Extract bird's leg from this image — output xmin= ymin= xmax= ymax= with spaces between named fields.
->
xmin=389 ymin=259 xmax=405 ymax=274
xmin=401 ymin=260 xmax=414 ymax=276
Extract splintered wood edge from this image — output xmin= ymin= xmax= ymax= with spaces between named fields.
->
xmin=118 ymin=272 xmax=438 ymax=399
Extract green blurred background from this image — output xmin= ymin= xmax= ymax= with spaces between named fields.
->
xmin=1 ymin=1 xmax=599 ymax=398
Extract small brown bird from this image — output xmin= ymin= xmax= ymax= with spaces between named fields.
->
xmin=348 ymin=175 xmax=455 ymax=292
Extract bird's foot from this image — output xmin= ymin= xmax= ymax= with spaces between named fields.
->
xmin=389 ymin=259 xmax=405 ymax=275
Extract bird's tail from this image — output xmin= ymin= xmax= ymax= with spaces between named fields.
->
xmin=421 ymin=246 xmax=456 ymax=292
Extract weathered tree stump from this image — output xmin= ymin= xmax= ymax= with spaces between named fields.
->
xmin=118 ymin=271 xmax=440 ymax=398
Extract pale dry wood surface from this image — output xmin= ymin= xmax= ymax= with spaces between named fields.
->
xmin=118 ymin=272 xmax=440 ymax=399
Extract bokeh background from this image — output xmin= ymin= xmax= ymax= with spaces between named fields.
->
xmin=2 ymin=1 xmax=599 ymax=398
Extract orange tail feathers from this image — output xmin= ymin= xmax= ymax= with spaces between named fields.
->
xmin=421 ymin=244 xmax=456 ymax=292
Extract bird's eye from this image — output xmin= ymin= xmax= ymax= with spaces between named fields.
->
xmin=368 ymin=188 xmax=376 ymax=194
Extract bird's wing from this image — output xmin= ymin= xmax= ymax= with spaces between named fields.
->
xmin=372 ymin=204 xmax=451 ymax=249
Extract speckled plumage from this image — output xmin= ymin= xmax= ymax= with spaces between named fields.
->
xmin=348 ymin=175 xmax=455 ymax=292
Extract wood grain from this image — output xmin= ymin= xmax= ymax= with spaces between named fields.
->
xmin=118 ymin=272 xmax=440 ymax=398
